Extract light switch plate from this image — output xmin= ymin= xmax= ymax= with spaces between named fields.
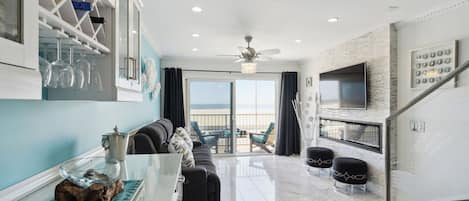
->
xmin=410 ymin=120 xmax=426 ymax=133
xmin=418 ymin=121 xmax=426 ymax=133
xmin=410 ymin=120 xmax=418 ymax=132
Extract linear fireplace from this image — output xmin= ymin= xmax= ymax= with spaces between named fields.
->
xmin=319 ymin=118 xmax=382 ymax=153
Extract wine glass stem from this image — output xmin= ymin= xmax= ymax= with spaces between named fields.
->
xmin=69 ymin=47 xmax=74 ymax=65
xmin=56 ymin=38 xmax=62 ymax=61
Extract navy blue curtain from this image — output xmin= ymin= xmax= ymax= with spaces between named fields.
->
xmin=275 ymin=72 xmax=300 ymax=156
xmin=164 ymin=68 xmax=185 ymax=128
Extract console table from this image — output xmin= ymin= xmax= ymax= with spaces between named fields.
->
xmin=20 ymin=154 xmax=183 ymax=201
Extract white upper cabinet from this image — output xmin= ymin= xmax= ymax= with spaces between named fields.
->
xmin=0 ymin=0 xmax=41 ymax=99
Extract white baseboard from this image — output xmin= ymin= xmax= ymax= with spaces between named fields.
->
xmin=0 ymin=147 xmax=104 ymax=201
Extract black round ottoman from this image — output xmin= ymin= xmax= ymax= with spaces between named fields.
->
xmin=306 ymin=147 xmax=334 ymax=168
xmin=333 ymin=157 xmax=368 ymax=185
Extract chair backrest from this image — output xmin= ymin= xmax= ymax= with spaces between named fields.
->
xmin=262 ymin=122 xmax=275 ymax=142
xmin=191 ymin=121 xmax=205 ymax=143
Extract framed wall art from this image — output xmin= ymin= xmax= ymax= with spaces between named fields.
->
xmin=410 ymin=40 xmax=458 ymax=89
xmin=305 ymin=77 xmax=313 ymax=88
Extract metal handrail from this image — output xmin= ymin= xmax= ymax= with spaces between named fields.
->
xmin=385 ymin=60 xmax=469 ymax=201
xmin=190 ymin=113 xmax=275 ymax=132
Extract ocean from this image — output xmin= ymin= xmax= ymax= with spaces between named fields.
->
xmin=191 ymin=104 xmax=275 ymax=114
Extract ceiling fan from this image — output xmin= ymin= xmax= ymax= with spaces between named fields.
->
xmin=217 ymin=35 xmax=280 ymax=73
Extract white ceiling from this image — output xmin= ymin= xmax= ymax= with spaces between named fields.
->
xmin=141 ymin=0 xmax=461 ymax=61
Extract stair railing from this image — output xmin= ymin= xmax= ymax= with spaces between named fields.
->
xmin=385 ymin=59 xmax=469 ymax=201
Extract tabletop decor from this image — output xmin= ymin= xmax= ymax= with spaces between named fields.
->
xmin=55 ymin=157 xmax=123 ymax=201
xmin=410 ymin=40 xmax=458 ymax=89
xmin=55 ymin=178 xmax=123 ymax=201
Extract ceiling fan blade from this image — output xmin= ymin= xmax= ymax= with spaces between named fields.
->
xmin=256 ymin=55 xmax=272 ymax=61
xmin=216 ymin=54 xmax=241 ymax=57
xmin=238 ymin=46 xmax=247 ymax=53
xmin=234 ymin=58 xmax=245 ymax=63
xmin=258 ymin=48 xmax=280 ymax=55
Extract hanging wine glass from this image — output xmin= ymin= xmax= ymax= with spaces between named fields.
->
xmin=50 ymin=38 xmax=74 ymax=88
xmin=38 ymin=57 xmax=52 ymax=87
xmin=59 ymin=45 xmax=75 ymax=88
xmin=49 ymin=39 xmax=64 ymax=88
xmin=90 ymin=61 xmax=103 ymax=91
xmin=69 ymin=47 xmax=85 ymax=89
xmin=75 ymin=51 xmax=91 ymax=90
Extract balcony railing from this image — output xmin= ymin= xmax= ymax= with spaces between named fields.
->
xmin=190 ymin=113 xmax=276 ymax=153
xmin=190 ymin=113 xmax=275 ymax=133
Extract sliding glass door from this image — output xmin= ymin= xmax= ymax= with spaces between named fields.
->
xmin=235 ymin=80 xmax=276 ymax=153
xmin=188 ymin=80 xmax=235 ymax=154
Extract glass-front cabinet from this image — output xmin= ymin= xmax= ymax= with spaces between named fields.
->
xmin=43 ymin=0 xmax=143 ymax=102
xmin=117 ymin=0 xmax=142 ymax=93
xmin=0 ymin=0 xmax=38 ymax=69
xmin=0 ymin=0 xmax=41 ymax=99
xmin=0 ymin=0 xmax=21 ymax=43
xmin=0 ymin=0 xmax=143 ymax=101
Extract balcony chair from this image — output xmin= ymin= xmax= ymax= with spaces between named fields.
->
xmin=191 ymin=121 xmax=220 ymax=153
xmin=249 ymin=122 xmax=275 ymax=153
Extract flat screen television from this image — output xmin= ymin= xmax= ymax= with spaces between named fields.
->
xmin=319 ymin=63 xmax=367 ymax=109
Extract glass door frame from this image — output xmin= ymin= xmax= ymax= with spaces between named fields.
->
xmin=186 ymin=78 xmax=237 ymax=154
xmin=184 ymin=72 xmax=281 ymax=155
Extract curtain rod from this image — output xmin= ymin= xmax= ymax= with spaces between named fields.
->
xmin=161 ymin=68 xmax=283 ymax=74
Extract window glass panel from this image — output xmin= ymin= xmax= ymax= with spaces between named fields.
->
xmin=0 ymin=0 xmax=21 ymax=43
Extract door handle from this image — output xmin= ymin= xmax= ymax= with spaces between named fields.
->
xmin=126 ymin=57 xmax=137 ymax=80
xmin=124 ymin=57 xmax=132 ymax=80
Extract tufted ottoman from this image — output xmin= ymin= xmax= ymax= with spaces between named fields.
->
xmin=305 ymin=147 xmax=334 ymax=176
xmin=332 ymin=157 xmax=368 ymax=193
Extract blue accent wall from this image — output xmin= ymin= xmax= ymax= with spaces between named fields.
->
xmin=0 ymin=36 xmax=161 ymax=190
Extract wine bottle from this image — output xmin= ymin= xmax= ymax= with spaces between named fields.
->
xmin=72 ymin=1 xmax=92 ymax=11
xmin=90 ymin=16 xmax=105 ymax=24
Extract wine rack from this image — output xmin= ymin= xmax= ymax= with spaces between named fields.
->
xmin=38 ymin=0 xmax=112 ymax=55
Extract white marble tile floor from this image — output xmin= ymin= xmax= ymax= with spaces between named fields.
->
xmin=213 ymin=155 xmax=383 ymax=201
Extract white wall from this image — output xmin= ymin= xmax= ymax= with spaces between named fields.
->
xmin=393 ymin=3 xmax=469 ymax=201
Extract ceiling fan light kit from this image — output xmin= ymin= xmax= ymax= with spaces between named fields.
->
xmin=241 ymin=62 xmax=257 ymax=74
xmin=217 ymin=35 xmax=280 ymax=74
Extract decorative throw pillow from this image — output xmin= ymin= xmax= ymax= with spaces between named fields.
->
xmin=168 ymin=135 xmax=195 ymax=168
xmin=174 ymin=127 xmax=193 ymax=151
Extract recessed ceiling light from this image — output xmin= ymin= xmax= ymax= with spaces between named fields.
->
xmin=192 ymin=48 xmax=199 ymax=52
xmin=328 ymin=17 xmax=339 ymax=23
xmin=192 ymin=6 xmax=203 ymax=13
xmin=192 ymin=33 xmax=200 ymax=38
xmin=295 ymin=39 xmax=302 ymax=43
